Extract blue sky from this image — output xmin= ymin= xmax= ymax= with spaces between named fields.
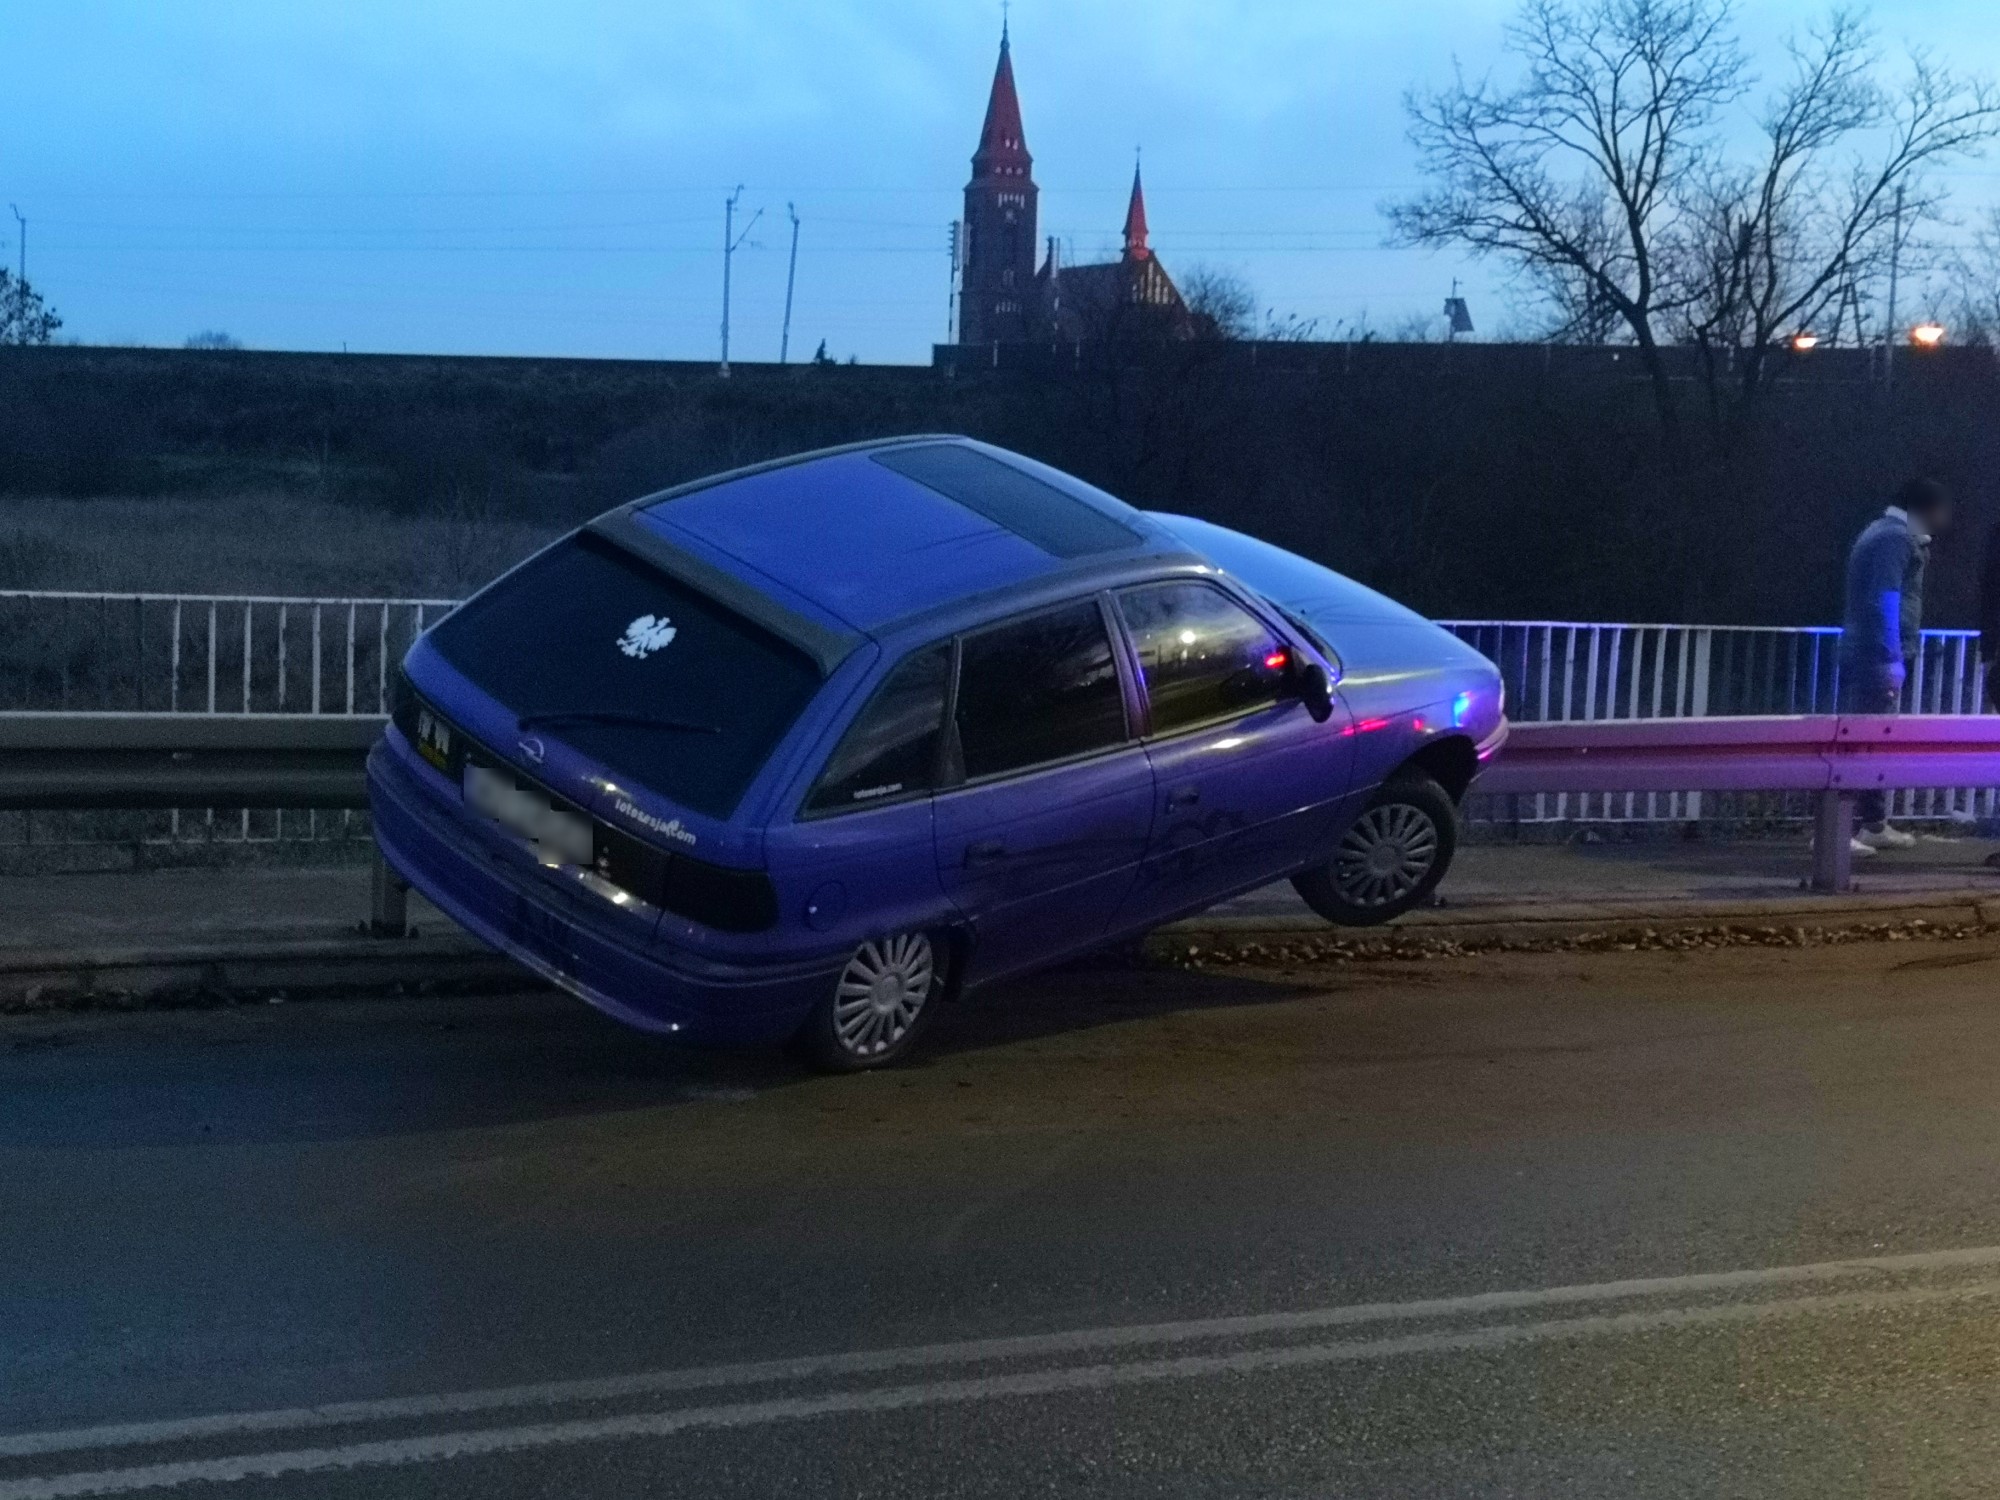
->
xmin=4 ymin=1 xmax=1997 ymax=362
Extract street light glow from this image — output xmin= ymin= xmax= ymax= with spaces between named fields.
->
xmin=1790 ymin=331 xmax=1821 ymax=352
xmin=1910 ymin=321 xmax=1947 ymax=348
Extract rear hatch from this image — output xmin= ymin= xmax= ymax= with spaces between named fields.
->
xmin=396 ymin=529 xmax=827 ymax=931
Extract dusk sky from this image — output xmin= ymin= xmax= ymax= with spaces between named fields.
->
xmin=6 ymin=1 xmax=1998 ymax=362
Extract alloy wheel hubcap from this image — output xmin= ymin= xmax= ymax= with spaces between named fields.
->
xmin=1333 ymin=802 xmax=1440 ymax=908
xmin=833 ymin=933 xmax=935 ymax=1057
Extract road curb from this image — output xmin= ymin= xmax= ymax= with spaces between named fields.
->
xmin=8 ymin=889 xmax=2000 ymax=1014
xmin=0 ymin=932 xmax=527 ymax=1012
xmin=1151 ymin=889 xmax=2000 ymax=957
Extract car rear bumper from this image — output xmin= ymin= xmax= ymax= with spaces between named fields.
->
xmin=367 ymin=737 xmax=835 ymax=1046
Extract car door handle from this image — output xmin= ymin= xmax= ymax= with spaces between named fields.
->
xmin=1166 ymin=786 xmax=1201 ymax=810
xmin=964 ymin=840 xmax=1008 ymax=867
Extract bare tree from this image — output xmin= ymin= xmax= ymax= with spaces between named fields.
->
xmin=0 ymin=269 xmax=61 ymax=346
xmin=1388 ymin=0 xmax=1748 ymax=436
xmin=1673 ymin=12 xmax=2000 ymax=414
xmin=184 ymin=330 xmax=244 ymax=350
xmin=1522 ymin=229 xmax=1628 ymax=343
xmin=1180 ymin=266 xmax=1258 ymax=341
xmin=1391 ymin=0 xmax=2000 ymax=436
xmin=1946 ymin=206 xmax=2000 ymax=345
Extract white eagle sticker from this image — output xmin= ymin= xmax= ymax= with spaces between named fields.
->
xmin=618 ymin=614 xmax=678 ymax=659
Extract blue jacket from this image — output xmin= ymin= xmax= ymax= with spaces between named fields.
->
xmin=1842 ymin=508 xmax=1929 ymax=668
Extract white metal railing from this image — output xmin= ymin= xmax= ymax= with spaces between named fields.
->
xmin=1438 ymin=620 xmax=1989 ymax=720
xmin=2 ymin=595 xmax=1994 ymax=838
xmin=1439 ymin=620 xmax=1995 ymax=824
xmin=0 ymin=591 xmax=452 ymax=850
xmin=0 ymin=591 xmax=455 ymax=717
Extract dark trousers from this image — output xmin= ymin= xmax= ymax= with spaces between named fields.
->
xmin=1841 ymin=657 xmax=1905 ymax=829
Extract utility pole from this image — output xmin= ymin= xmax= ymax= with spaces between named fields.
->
xmin=1883 ymin=184 xmax=1905 ymax=391
xmin=719 ymin=186 xmax=762 ymax=377
xmin=779 ymin=204 xmax=800 ymax=364
xmin=7 ymin=205 xmax=22 ymax=333
xmin=946 ymin=221 xmax=961 ymax=344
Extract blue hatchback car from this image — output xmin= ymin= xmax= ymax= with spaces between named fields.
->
xmin=368 ymin=437 xmax=1505 ymax=1069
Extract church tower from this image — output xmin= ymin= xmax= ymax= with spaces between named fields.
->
xmin=1122 ymin=161 xmax=1151 ymax=261
xmin=959 ymin=25 xmax=1038 ymax=346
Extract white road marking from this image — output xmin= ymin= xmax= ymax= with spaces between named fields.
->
xmin=9 ymin=1241 xmax=2000 ymax=1462
xmin=5 ymin=1278 xmax=1997 ymax=1500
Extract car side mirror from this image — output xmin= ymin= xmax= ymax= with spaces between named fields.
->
xmin=1297 ymin=661 xmax=1334 ymax=724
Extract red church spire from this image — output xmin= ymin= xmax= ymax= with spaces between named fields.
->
xmin=1122 ymin=159 xmax=1151 ymax=261
xmin=971 ymin=25 xmax=1030 ymax=178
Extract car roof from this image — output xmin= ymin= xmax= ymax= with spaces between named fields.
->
xmin=618 ymin=437 xmax=1200 ymax=637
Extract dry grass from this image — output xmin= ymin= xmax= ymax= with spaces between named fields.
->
xmin=0 ymin=493 xmax=561 ymax=598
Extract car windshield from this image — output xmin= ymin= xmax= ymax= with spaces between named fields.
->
xmin=1147 ymin=512 xmax=1434 ymax=634
xmin=425 ymin=531 xmax=822 ymax=818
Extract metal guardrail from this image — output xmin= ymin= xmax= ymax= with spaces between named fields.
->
xmin=6 ymin=710 xmax=2000 ymax=929
xmin=0 ymin=712 xmax=382 ymax=811
xmin=0 ymin=711 xmax=400 ymax=930
xmin=6 ymin=592 xmax=1996 ymax=839
xmin=1483 ymin=714 xmax=2000 ymax=890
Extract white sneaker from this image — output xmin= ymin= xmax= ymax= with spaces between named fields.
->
xmin=1856 ymin=823 xmax=1918 ymax=851
xmin=1848 ymin=837 xmax=1878 ymax=858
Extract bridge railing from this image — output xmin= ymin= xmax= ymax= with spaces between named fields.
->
xmin=0 ymin=591 xmax=455 ymax=717
xmin=1439 ymin=620 xmax=1988 ymax=722
xmin=9 ymin=596 xmax=1985 ymax=722
xmin=0 ymin=591 xmax=450 ymax=850
xmin=1439 ymin=620 xmax=1994 ymax=826
xmin=1 ymin=593 xmax=1994 ymax=844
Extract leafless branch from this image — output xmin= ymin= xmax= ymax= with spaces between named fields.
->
xmin=1388 ymin=0 xmax=1748 ymax=430
xmin=1390 ymin=0 xmax=2000 ymax=433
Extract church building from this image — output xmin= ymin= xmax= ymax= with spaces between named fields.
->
xmin=956 ymin=27 xmax=1190 ymax=347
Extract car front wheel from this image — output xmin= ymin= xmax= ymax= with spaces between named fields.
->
xmin=1293 ymin=772 xmax=1457 ymax=927
xmin=795 ymin=931 xmax=943 ymax=1071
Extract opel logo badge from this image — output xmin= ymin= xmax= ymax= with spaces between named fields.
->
xmin=517 ymin=736 xmax=546 ymax=765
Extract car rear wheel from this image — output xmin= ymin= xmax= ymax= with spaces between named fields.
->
xmin=795 ymin=931 xmax=942 ymax=1072
xmin=1293 ymin=772 xmax=1456 ymax=927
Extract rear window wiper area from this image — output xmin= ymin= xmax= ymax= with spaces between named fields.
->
xmin=424 ymin=530 xmax=821 ymax=818
xmin=518 ymin=710 xmax=721 ymax=735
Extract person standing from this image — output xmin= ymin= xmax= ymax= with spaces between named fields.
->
xmin=1840 ymin=477 xmax=1953 ymax=850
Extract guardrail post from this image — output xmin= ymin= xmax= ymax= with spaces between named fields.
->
xmin=1811 ymin=791 xmax=1855 ymax=893
xmin=369 ymin=850 xmax=409 ymax=937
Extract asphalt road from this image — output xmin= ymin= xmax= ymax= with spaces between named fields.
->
xmin=8 ymin=936 xmax=2000 ymax=1497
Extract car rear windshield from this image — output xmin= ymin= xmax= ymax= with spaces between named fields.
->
xmin=425 ymin=532 xmax=823 ymax=819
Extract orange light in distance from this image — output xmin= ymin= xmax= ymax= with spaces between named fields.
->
xmin=1789 ymin=330 xmax=1820 ymax=352
xmin=1911 ymin=321 xmax=1947 ymax=349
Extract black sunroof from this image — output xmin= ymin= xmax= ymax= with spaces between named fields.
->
xmin=871 ymin=444 xmax=1143 ymax=559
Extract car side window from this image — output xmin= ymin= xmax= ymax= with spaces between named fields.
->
xmin=805 ymin=646 xmax=951 ymax=814
xmin=954 ymin=601 xmax=1127 ymax=780
xmin=1117 ymin=581 xmax=1291 ymax=736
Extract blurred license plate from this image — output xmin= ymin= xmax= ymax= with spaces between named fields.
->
xmin=463 ymin=762 xmax=596 ymax=867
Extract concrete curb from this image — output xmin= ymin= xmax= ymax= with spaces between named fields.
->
xmin=0 ymin=932 xmax=524 ymax=1011
xmin=1152 ymin=889 xmax=2000 ymax=955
